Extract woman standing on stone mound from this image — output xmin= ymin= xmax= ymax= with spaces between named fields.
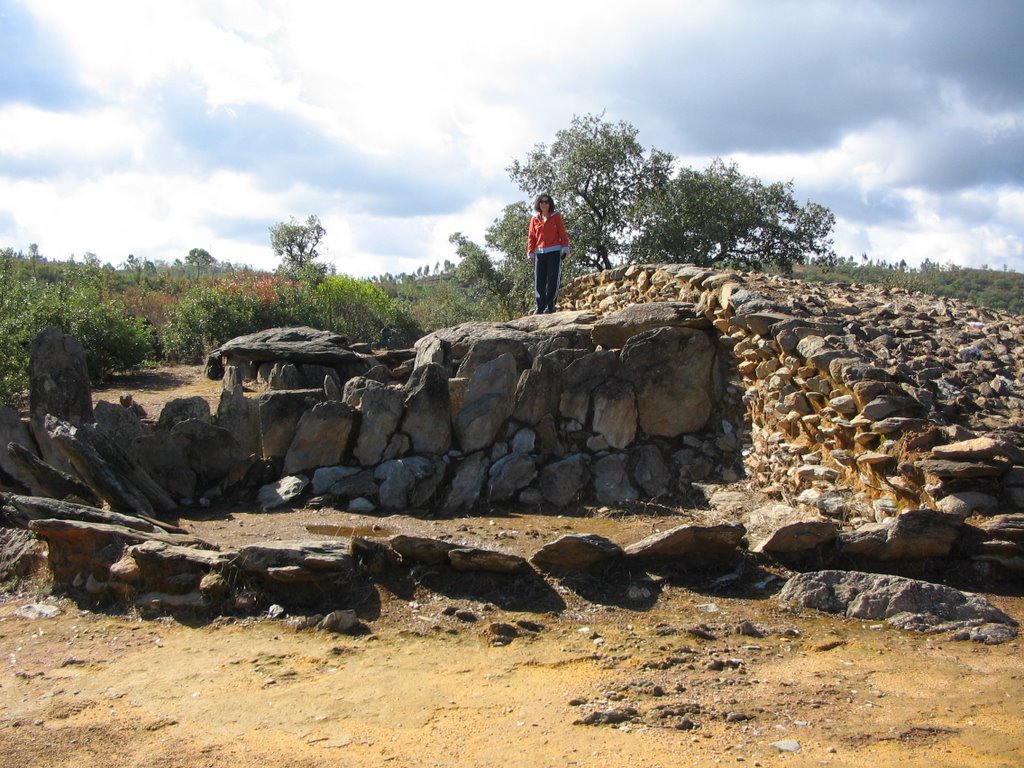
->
xmin=526 ymin=193 xmax=571 ymax=314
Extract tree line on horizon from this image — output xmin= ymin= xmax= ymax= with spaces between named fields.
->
xmin=1 ymin=114 xmax=1021 ymax=408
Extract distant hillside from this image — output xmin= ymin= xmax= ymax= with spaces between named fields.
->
xmin=795 ymin=261 xmax=1024 ymax=315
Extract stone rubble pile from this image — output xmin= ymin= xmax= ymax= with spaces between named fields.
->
xmin=561 ymin=264 xmax=1024 ymax=573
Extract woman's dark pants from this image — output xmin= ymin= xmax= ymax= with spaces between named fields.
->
xmin=534 ymin=251 xmax=562 ymax=314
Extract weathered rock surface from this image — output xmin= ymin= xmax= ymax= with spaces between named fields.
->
xmin=530 ymin=534 xmax=623 ymax=572
xmin=779 ymin=570 xmax=1018 ymax=642
xmin=624 ymin=523 xmax=747 ymax=564
xmin=29 ymin=327 xmax=93 ymax=427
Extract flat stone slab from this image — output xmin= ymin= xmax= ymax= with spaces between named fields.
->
xmin=448 ymin=547 xmax=530 ymax=574
xmin=778 ymin=569 xmax=1018 ymax=643
xmin=208 ymin=326 xmax=368 ymax=367
xmin=530 ymin=534 xmax=624 ymax=572
xmin=390 ymin=534 xmax=459 ymax=565
xmin=624 ymin=523 xmax=746 ymax=564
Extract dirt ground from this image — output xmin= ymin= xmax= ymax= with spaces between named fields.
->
xmin=0 ymin=367 xmax=1021 ymax=768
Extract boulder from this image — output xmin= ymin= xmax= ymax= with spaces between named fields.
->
xmin=513 ymin=355 xmax=564 ymax=426
xmin=0 ymin=406 xmax=39 ymax=492
xmin=389 ymin=534 xmax=459 ymax=565
xmin=838 ymin=509 xmax=962 ymax=561
xmin=6 ymin=442 xmax=100 ymax=504
xmin=592 ymin=453 xmax=638 ymax=504
xmin=539 ymin=453 xmax=591 ymax=506
xmin=559 ymin=350 xmax=617 ymax=425
xmin=488 ymin=453 xmax=537 ymax=503
xmin=618 ymin=328 xmax=715 ymax=437
xmin=530 ymin=534 xmax=623 ymax=572
xmin=171 ymin=420 xmax=245 ymax=491
xmin=591 ymin=302 xmax=710 ymax=349
xmin=156 ymin=396 xmax=211 ymax=431
xmin=752 ymin=510 xmax=838 ymax=555
xmin=778 ymin=570 xmax=1018 ymax=641
xmin=256 ymin=475 xmax=309 ymax=511
xmin=443 ymin=452 xmax=489 ymax=512
xmin=630 ymin=444 xmax=672 ymax=498
xmin=448 ymin=547 xmax=530 ymax=574
xmin=624 ymin=523 xmax=746 ymax=565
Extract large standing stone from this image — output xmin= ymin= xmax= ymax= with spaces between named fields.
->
xmin=350 ymin=382 xmax=404 ymax=466
xmin=559 ymin=350 xmax=617 ymax=426
xmin=93 ymin=400 xmax=149 ymax=463
xmin=402 ymin=364 xmax=452 ymax=455
xmin=215 ymin=389 xmax=261 ymax=458
xmin=257 ymin=390 xmax=324 ymax=460
xmin=133 ymin=431 xmax=196 ymax=500
xmin=454 ymin=353 xmax=518 ymax=454
xmin=619 ymin=328 xmax=715 ymax=437
xmin=591 ymin=378 xmax=637 ymax=449
xmin=282 ymin=401 xmax=356 ymax=476
xmin=513 ymin=355 xmax=564 ymax=426
xmin=539 ymin=453 xmax=591 ymax=506
xmin=29 ymin=327 xmax=93 ymax=426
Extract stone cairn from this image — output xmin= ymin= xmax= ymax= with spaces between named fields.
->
xmin=2 ymin=264 xmax=1023 ymax=626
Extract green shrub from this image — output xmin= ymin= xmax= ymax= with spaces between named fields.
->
xmin=0 ymin=251 xmax=157 ymax=406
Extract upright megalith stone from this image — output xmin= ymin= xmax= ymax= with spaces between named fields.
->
xmin=591 ymin=378 xmax=637 ymax=449
xmin=560 ymin=350 xmax=617 ymax=426
xmin=29 ymin=327 xmax=93 ymax=427
xmin=402 ymin=363 xmax=452 ymax=455
xmin=216 ymin=388 xmax=261 ymax=458
xmin=350 ymin=381 xmax=404 ymax=466
xmin=0 ymin=405 xmax=41 ymax=492
xmin=454 ymin=353 xmax=518 ymax=453
xmin=257 ymin=390 xmax=324 ymax=460
xmin=513 ymin=354 xmax=564 ymax=426
xmin=619 ymin=327 xmax=715 ymax=437
xmin=283 ymin=401 xmax=356 ymax=476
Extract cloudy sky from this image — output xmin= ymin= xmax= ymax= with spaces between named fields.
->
xmin=1 ymin=0 xmax=1022 ymax=277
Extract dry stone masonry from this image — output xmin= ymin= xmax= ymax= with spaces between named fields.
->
xmin=2 ymin=263 xmax=1023 ymax=635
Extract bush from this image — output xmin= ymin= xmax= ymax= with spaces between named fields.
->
xmin=0 ymin=251 xmax=158 ymax=406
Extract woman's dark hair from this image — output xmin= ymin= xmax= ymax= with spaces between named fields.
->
xmin=533 ymin=193 xmax=555 ymax=212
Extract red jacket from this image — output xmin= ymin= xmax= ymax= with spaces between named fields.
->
xmin=527 ymin=211 xmax=570 ymax=256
